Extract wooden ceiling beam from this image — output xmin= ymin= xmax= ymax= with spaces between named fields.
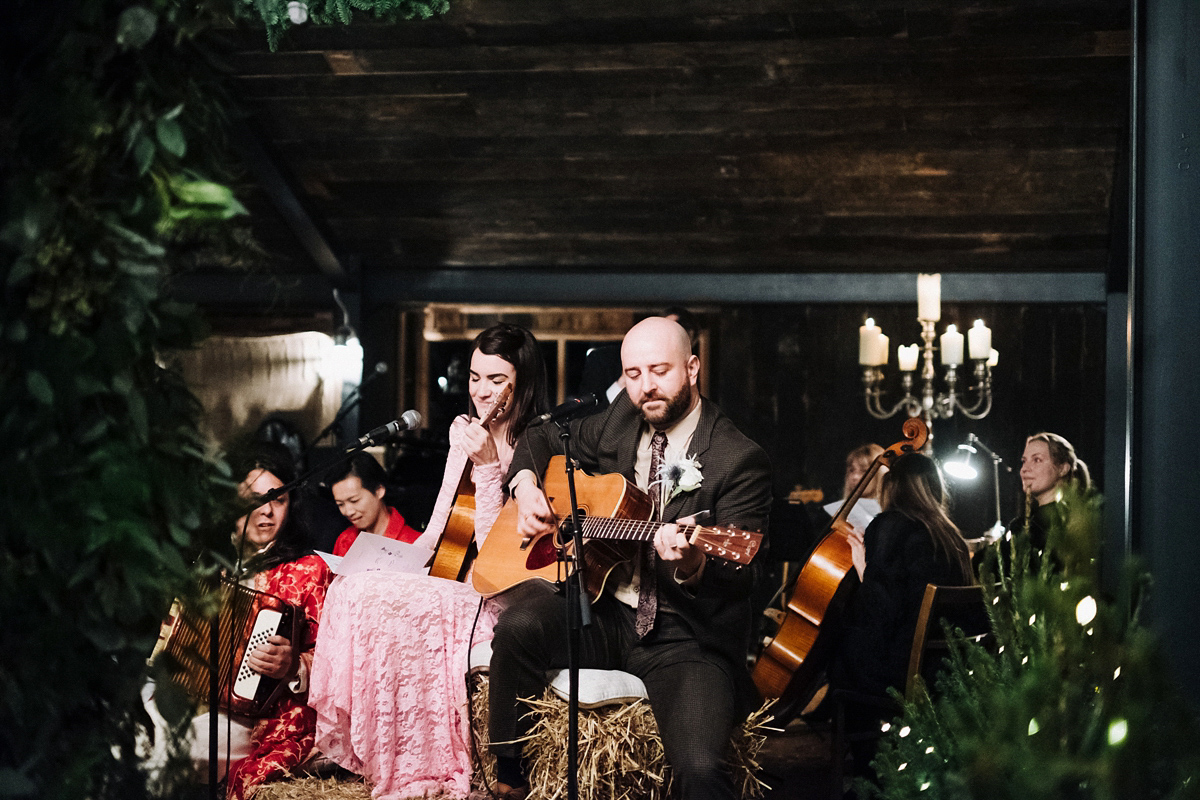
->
xmin=230 ymin=120 xmax=349 ymax=285
xmin=360 ymin=270 xmax=1107 ymax=304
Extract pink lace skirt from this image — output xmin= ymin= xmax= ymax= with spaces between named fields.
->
xmin=310 ymin=572 xmax=498 ymax=799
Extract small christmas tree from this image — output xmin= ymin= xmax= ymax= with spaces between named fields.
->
xmin=865 ymin=489 xmax=1200 ymax=800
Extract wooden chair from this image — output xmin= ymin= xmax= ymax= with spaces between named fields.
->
xmin=829 ymin=583 xmax=991 ymax=799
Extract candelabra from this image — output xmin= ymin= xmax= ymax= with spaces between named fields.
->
xmin=859 ymin=274 xmax=998 ymax=427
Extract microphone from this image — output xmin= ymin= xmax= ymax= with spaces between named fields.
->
xmin=529 ymin=394 xmax=599 ymax=426
xmin=354 ymin=410 xmax=422 ymax=446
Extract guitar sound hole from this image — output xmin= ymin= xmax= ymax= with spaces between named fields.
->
xmin=525 ymin=535 xmax=560 ymax=570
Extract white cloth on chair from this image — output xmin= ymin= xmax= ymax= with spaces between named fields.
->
xmin=468 ymin=639 xmax=649 ymax=709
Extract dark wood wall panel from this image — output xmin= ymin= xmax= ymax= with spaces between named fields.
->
xmin=712 ymin=302 xmax=1107 ymax=540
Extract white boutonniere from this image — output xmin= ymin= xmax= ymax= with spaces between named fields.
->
xmin=653 ymin=454 xmax=704 ymax=519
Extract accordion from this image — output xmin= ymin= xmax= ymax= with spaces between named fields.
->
xmin=151 ymin=577 xmax=302 ymax=718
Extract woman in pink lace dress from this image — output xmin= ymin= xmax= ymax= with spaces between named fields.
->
xmin=310 ymin=324 xmax=550 ymax=799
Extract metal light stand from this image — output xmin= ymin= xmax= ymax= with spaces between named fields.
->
xmin=309 ymin=362 xmax=388 ymax=451
xmin=555 ymin=422 xmax=592 ymax=800
xmin=964 ymin=433 xmax=1010 ymax=541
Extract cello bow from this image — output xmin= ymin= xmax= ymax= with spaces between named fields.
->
xmin=750 ymin=416 xmax=928 ymax=724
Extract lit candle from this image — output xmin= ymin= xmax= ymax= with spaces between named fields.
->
xmin=917 ymin=273 xmax=941 ymax=322
xmin=940 ymin=324 xmax=964 ymax=365
xmin=859 ymin=318 xmax=882 ymax=365
xmin=987 ymin=348 xmax=999 ymax=367
xmin=897 ymin=344 xmax=919 ymax=372
xmin=968 ymin=319 xmax=992 ymax=360
xmin=876 ymin=333 xmax=889 ymax=365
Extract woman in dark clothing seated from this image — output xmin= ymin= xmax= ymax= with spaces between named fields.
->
xmin=830 ymin=453 xmax=974 ymax=784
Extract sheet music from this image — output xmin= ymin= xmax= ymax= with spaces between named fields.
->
xmin=315 ymin=551 xmax=343 ymax=571
xmin=321 ymin=533 xmax=434 ymax=577
xmin=823 ymin=497 xmax=882 ymax=534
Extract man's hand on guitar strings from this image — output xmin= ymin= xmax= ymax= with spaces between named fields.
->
xmin=512 ymin=478 xmax=557 ymax=541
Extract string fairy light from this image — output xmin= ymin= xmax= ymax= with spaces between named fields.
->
xmin=1108 ymin=719 xmax=1129 ymax=746
xmin=1076 ymin=595 xmax=1098 ymax=625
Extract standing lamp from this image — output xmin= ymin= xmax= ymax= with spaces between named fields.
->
xmin=944 ymin=433 xmax=1009 ymax=543
xmin=331 ymin=288 xmax=364 ymax=387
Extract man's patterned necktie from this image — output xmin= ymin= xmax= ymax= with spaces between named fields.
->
xmin=636 ymin=430 xmax=668 ymax=638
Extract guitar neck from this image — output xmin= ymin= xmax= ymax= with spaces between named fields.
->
xmin=572 ymin=515 xmax=692 ymax=542
xmin=562 ymin=514 xmax=761 ymax=566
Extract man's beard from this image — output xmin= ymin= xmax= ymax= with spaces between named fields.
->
xmin=640 ymin=382 xmax=693 ymax=428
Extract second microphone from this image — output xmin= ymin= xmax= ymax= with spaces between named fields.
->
xmin=528 ymin=394 xmax=599 ymax=426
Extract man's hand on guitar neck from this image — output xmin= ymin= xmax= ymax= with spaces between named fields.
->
xmin=511 ymin=472 xmax=558 ymax=541
xmin=655 ymin=515 xmax=707 ymax=584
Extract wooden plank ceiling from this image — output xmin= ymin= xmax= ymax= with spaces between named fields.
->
xmin=205 ymin=0 xmax=1131 ymax=280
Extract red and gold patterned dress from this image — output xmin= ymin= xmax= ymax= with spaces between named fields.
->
xmin=331 ymin=507 xmax=422 ymax=557
xmin=225 ymin=553 xmax=332 ymax=800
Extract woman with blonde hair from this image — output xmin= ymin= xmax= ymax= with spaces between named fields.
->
xmin=841 ymin=442 xmax=885 ymax=502
xmin=1020 ymin=432 xmax=1091 ymax=507
xmin=1009 ymin=432 xmax=1093 ymax=569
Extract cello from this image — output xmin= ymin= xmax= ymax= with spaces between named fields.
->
xmin=751 ymin=416 xmax=928 ymax=724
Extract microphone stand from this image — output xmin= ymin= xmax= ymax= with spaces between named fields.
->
xmin=309 ymin=364 xmax=387 ymax=451
xmin=206 ymin=433 xmax=389 ymax=798
xmin=554 ymin=420 xmax=591 ymax=800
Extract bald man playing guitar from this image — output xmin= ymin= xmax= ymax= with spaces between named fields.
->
xmin=479 ymin=317 xmax=772 ymax=800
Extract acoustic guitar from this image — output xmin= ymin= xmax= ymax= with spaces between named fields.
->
xmin=428 ymin=383 xmax=513 ymax=581
xmin=750 ymin=416 xmax=928 ymax=725
xmin=471 ymin=454 xmax=762 ymax=598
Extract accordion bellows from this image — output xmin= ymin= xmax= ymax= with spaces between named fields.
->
xmin=152 ymin=577 xmax=301 ymax=718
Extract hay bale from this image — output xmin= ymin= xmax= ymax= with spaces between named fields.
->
xmin=251 ymin=773 xmax=463 ymax=800
xmin=469 ymin=672 xmax=498 ymax=790
xmin=252 ymin=774 xmax=371 ymax=800
xmin=468 ymin=674 xmax=771 ymax=800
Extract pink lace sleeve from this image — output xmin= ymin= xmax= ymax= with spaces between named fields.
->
xmin=472 ymin=451 xmax=511 ymax=548
xmin=412 ymin=416 xmax=472 ymax=551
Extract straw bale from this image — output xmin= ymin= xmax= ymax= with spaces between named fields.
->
xmin=468 ymin=674 xmax=771 ymax=800
xmin=251 ymin=772 xmax=463 ymax=800
xmin=469 ymin=671 xmax=498 ymax=790
xmin=251 ymin=774 xmax=372 ymax=800
xmin=251 ymin=672 xmax=770 ymax=800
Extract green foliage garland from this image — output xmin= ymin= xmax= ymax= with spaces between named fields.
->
xmin=2 ymin=0 xmax=452 ymax=795
xmin=865 ymin=491 xmax=1200 ymax=800
xmin=233 ymin=0 xmax=451 ymax=50
xmin=0 ymin=1 xmax=251 ymax=797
